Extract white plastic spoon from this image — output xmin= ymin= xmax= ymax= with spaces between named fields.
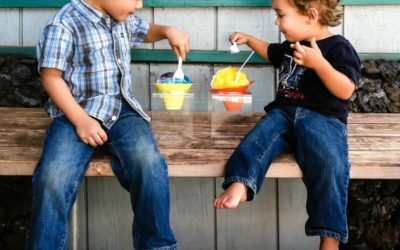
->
xmin=172 ymin=56 xmax=184 ymax=82
xmin=230 ymin=42 xmax=240 ymax=54
xmin=234 ymin=51 xmax=255 ymax=83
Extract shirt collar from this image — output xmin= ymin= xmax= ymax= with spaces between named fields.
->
xmin=71 ymin=0 xmax=105 ymax=24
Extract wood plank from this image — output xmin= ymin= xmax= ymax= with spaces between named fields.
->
xmin=2 ymin=120 xmax=399 ymax=138
xmin=0 ymin=147 xmax=399 ymax=178
xmin=278 ymin=179 xmax=320 ymax=249
xmin=2 ymin=47 xmax=400 ymax=63
xmin=0 ymin=48 xmax=269 ymax=64
xmin=347 ymin=113 xmax=400 ymax=124
xmin=1 ymin=125 xmax=400 ymax=150
xmin=68 ymin=181 xmax=88 ymax=250
xmin=1 ymin=111 xmax=400 ymax=137
xmin=0 ymin=0 xmax=398 ymax=8
xmin=0 ymin=9 xmax=19 ymax=46
xmin=170 ymin=178 xmax=216 ymax=249
xmin=0 ymin=109 xmax=399 ymax=178
xmin=216 ymin=179 xmax=278 ymax=249
xmin=86 ymin=178 xmax=216 ymax=250
xmin=1 ymin=108 xmax=399 ymax=124
xmin=87 ymin=178 xmax=134 ymax=249
xmin=154 ymin=8 xmax=216 ymax=51
xmin=3 ymin=130 xmax=400 ymax=151
xmin=345 ymin=5 xmax=400 ymax=54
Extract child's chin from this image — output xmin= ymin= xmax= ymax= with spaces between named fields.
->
xmin=114 ymin=15 xmax=129 ymax=21
xmin=284 ymin=36 xmax=295 ymax=42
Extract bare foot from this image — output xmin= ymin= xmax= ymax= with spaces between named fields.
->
xmin=320 ymin=237 xmax=339 ymax=250
xmin=213 ymin=182 xmax=247 ymax=209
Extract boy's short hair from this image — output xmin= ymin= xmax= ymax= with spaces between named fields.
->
xmin=290 ymin=0 xmax=343 ymax=27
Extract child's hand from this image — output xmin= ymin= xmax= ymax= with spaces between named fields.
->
xmin=229 ymin=32 xmax=251 ymax=46
xmin=291 ymin=38 xmax=325 ymax=69
xmin=75 ymin=115 xmax=108 ymax=147
xmin=165 ymin=28 xmax=190 ymax=60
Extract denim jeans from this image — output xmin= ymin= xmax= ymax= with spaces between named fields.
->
xmin=30 ymin=101 xmax=177 ymax=250
xmin=222 ymin=106 xmax=350 ymax=243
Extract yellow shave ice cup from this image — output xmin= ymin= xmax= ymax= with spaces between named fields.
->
xmin=162 ymin=94 xmax=185 ymax=110
xmin=155 ymin=83 xmax=192 ymax=92
xmin=155 ymin=83 xmax=193 ymax=111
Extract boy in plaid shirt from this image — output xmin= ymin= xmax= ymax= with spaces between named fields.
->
xmin=31 ymin=0 xmax=189 ymax=249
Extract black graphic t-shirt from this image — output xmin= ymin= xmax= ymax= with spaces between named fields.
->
xmin=265 ymin=35 xmax=361 ymax=124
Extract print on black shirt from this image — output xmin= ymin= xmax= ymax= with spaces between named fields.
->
xmin=277 ymin=54 xmax=306 ymax=101
xmin=266 ymin=35 xmax=361 ymax=124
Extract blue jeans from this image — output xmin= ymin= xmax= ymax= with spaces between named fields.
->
xmin=30 ymin=102 xmax=177 ymax=250
xmin=222 ymin=106 xmax=350 ymax=243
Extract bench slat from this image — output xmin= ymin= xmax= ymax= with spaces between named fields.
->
xmin=1 ymin=131 xmax=400 ymax=150
xmin=0 ymin=147 xmax=399 ymax=178
xmin=1 ymin=115 xmax=400 ymax=137
xmin=0 ymin=108 xmax=399 ymax=179
xmin=1 ymin=108 xmax=400 ymax=123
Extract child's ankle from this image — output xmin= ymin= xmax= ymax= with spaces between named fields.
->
xmin=320 ymin=237 xmax=339 ymax=250
xmin=230 ymin=182 xmax=247 ymax=190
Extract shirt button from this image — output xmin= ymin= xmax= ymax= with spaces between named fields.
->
xmin=111 ymin=116 xmax=117 ymax=121
xmin=117 ymin=59 xmax=121 ymax=64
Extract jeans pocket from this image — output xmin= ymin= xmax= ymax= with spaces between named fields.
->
xmin=327 ymin=116 xmax=347 ymax=137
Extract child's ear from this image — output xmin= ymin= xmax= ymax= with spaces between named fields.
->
xmin=306 ymin=7 xmax=319 ymax=25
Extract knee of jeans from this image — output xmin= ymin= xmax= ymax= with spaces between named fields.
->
xmin=138 ymin=147 xmax=166 ymax=170
xmin=123 ymin=135 xmax=163 ymax=164
xmin=33 ymin=164 xmax=76 ymax=199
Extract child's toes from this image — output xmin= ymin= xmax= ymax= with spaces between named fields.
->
xmin=214 ymin=198 xmax=222 ymax=208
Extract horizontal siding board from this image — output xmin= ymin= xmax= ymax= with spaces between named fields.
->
xmin=154 ymin=8 xmax=216 ymax=50
xmin=216 ymin=178 xmax=278 ymax=249
xmin=0 ymin=9 xmax=19 ymax=46
xmin=344 ymin=5 xmax=400 ymax=53
xmin=0 ymin=47 xmax=269 ymax=63
xmin=217 ymin=8 xmax=279 ymax=50
xmin=0 ymin=0 xmax=67 ymax=8
xmin=0 ymin=47 xmax=35 ymax=56
xmin=0 ymin=0 xmax=399 ymax=8
xmin=342 ymin=0 xmax=400 ymax=5
xmin=1 ymin=47 xmax=400 ymax=62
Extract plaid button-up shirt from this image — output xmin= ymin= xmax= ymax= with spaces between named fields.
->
xmin=37 ymin=0 xmax=150 ymax=128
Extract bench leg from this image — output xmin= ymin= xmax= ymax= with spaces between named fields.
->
xmin=68 ymin=179 xmax=88 ymax=250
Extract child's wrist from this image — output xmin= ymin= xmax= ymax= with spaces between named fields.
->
xmin=313 ymin=57 xmax=330 ymax=71
xmin=69 ymin=111 xmax=90 ymax=127
xmin=163 ymin=26 xmax=174 ymax=39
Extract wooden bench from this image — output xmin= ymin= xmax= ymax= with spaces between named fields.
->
xmin=0 ymin=107 xmax=400 ymax=179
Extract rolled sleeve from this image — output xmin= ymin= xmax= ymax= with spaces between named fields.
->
xmin=330 ymin=43 xmax=361 ymax=87
xmin=127 ymin=15 xmax=150 ymax=47
xmin=36 ymin=24 xmax=73 ymax=72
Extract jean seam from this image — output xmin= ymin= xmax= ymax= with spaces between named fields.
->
xmin=306 ymin=229 xmax=348 ymax=243
xmin=135 ymin=243 xmax=177 ymax=250
xmin=58 ymin=146 xmax=93 ymax=250
xmin=255 ymin=128 xmax=286 ymax=166
xmin=108 ymin=141 xmax=128 ymax=177
xmin=342 ymin=161 xmax=350 ymax=232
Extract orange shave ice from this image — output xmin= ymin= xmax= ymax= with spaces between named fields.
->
xmin=211 ymin=67 xmax=253 ymax=111
xmin=211 ymin=66 xmax=250 ymax=91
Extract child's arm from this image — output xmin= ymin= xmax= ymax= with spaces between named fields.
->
xmin=144 ymin=24 xmax=190 ymax=60
xmin=230 ymin=32 xmax=270 ymax=60
xmin=291 ymin=38 xmax=355 ymax=100
xmin=40 ymin=68 xmax=108 ymax=147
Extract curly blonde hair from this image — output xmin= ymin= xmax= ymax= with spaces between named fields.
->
xmin=290 ymin=0 xmax=343 ymax=26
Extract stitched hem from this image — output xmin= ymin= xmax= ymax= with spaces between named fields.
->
xmin=306 ymin=229 xmax=348 ymax=243
xmin=135 ymin=243 xmax=177 ymax=250
xmin=222 ymin=176 xmax=257 ymax=201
